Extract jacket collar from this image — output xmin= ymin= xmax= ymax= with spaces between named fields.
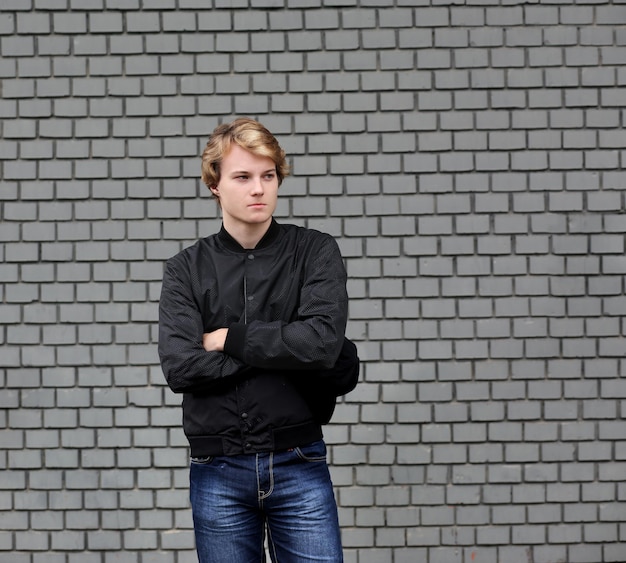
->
xmin=217 ymin=219 xmax=280 ymax=252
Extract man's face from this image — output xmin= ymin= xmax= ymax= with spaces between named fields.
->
xmin=213 ymin=144 xmax=279 ymax=232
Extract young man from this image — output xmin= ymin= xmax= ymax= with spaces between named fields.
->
xmin=158 ymin=118 xmax=358 ymax=562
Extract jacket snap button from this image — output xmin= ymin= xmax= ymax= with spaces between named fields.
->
xmin=248 ymin=254 xmax=255 ymax=260
xmin=241 ymin=412 xmax=248 ymax=419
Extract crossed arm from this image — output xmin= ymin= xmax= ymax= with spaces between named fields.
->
xmin=203 ymin=328 xmax=228 ymax=352
xmin=159 ymin=235 xmax=348 ymax=393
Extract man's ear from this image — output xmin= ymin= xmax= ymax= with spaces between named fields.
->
xmin=210 ymin=185 xmax=219 ymax=196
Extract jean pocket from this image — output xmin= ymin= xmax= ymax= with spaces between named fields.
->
xmin=294 ymin=440 xmax=327 ymax=463
xmin=190 ymin=455 xmax=214 ymax=465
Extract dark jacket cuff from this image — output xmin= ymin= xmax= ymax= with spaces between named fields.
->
xmin=224 ymin=322 xmax=247 ymax=360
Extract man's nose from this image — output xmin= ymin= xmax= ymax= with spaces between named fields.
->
xmin=250 ymin=177 xmax=264 ymax=194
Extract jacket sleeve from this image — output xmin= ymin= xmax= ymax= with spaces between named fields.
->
xmin=296 ymin=337 xmax=361 ymax=424
xmin=309 ymin=337 xmax=360 ymax=396
xmin=224 ymin=234 xmax=348 ymax=371
xmin=158 ymin=257 xmax=250 ymax=394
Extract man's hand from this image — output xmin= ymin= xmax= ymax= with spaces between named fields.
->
xmin=203 ymin=328 xmax=228 ymax=352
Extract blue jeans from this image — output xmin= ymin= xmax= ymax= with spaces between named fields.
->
xmin=189 ymin=440 xmax=343 ymax=562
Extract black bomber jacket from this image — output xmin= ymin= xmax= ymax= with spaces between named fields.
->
xmin=158 ymin=220 xmax=356 ymax=457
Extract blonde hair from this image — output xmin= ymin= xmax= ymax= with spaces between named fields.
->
xmin=201 ymin=118 xmax=289 ymax=191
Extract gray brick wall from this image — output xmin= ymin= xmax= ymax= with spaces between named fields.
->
xmin=1 ymin=2 xmax=625 ymax=562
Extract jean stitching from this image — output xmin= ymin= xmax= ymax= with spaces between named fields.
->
xmin=256 ymin=454 xmax=262 ymax=507
xmin=295 ymin=447 xmax=326 ymax=463
xmin=190 ymin=455 xmax=213 ymax=464
xmin=257 ymin=452 xmax=275 ymax=502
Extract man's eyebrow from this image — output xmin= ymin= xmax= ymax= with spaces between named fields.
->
xmin=229 ymin=168 xmax=276 ymax=175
